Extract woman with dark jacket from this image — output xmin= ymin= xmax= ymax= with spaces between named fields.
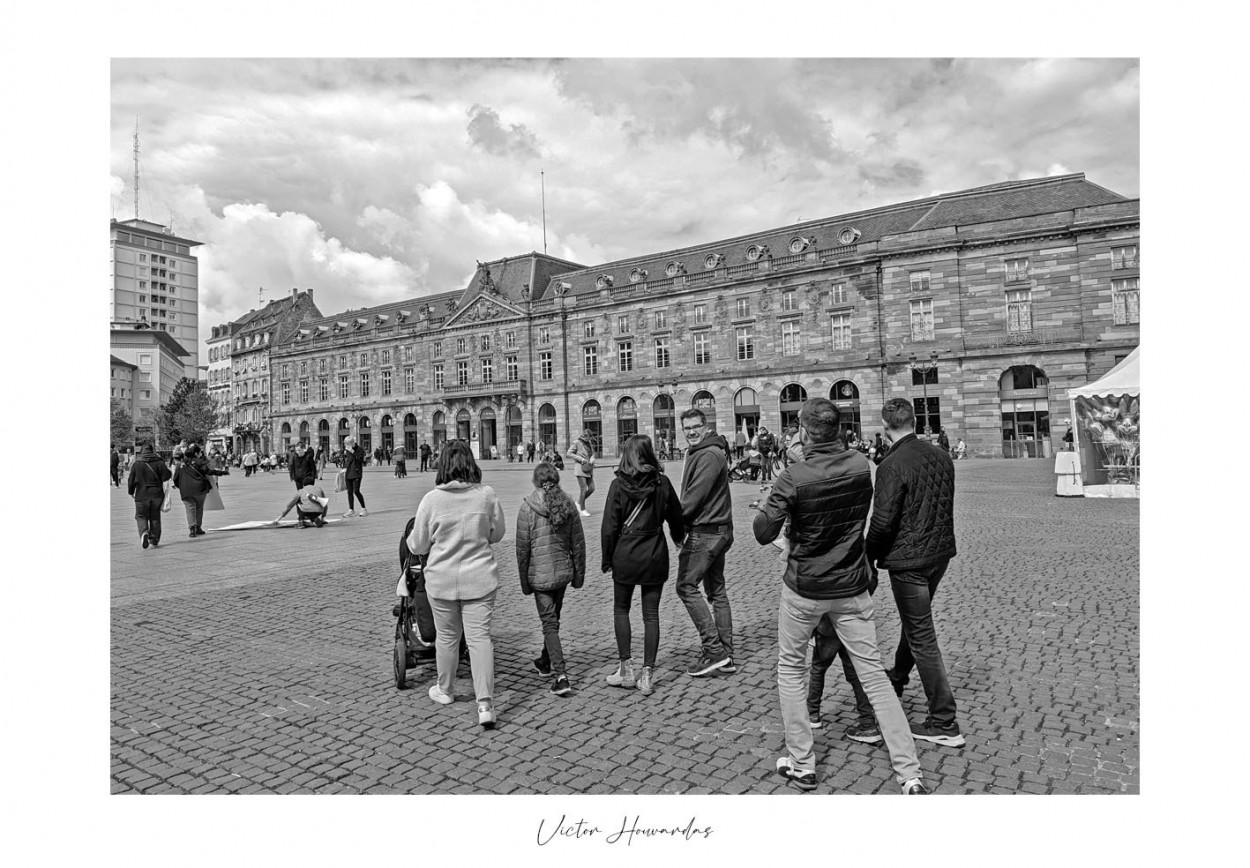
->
xmin=171 ymin=443 xmax=224 ymax=537
xmin=600 ymin=435 xmax=685 ymax=696
xmin=515 ymin=462 xmax=586 ymax=696
xmin=342 ymin=437 xmax=367 ymax=517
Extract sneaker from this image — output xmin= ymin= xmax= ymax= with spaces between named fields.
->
xmin=149 ymin=537 xmax=159 ymax=547
xmin=428 ymin=684 xmax=454 ymax=705
xmin=606 ymin=660 xmax=636 ymax=687
xmin=343 ymin=510 xmax=355 ymax=517
xmin=579 ymin=509 xmax=591 ymax=517
xmin=636 ymin=666 xmax=654 ymax=695
xmin=720 ymin=658 xmax=738 ymax=674
xmin=550 ymin=675 xmax=572 ymax=696
xmin=533 ymin=656 xmax=553 ymax=677
xmin=901 ymin=777 xmax=930 ymax=795
xmin=477 ymin=702 xmax=496 ymax=729
xmin=686 ymin=654 xmax=731 ymax=677
xmin=809 ymin=712 xmax=824 ymax=730
xmin=845 ymin=721 xmax=883 ymax=744
xmin=141 ymin=531 xmax=150 ymax=549
xmin=911 ymin=719 xmax=966 ymax=747
xmin=885 ymin=667 xmax=907 ymax=697
xmin=775 ymin=756 xmax=817 ymax=791
xmin=359 ymin=509 xmax=367 ymax=517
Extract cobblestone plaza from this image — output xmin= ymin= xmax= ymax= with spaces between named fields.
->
xmin=110 ymin=458 xmax=1138 ymax=799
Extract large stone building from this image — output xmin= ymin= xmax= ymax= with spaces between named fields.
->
xmin=268 ymin=173 xmax=1139 ymax=460
xmin=110 ymin=218 xmax=203 ymax=377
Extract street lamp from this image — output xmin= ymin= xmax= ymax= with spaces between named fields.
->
xmin=910 ymin=352 xmax=939 ymax=438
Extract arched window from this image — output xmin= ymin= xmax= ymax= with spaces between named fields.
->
xmin=999 ymin=365 xmax=1051 ymax=458
xmin=582 ymin=400 xmax=602 ymax=456
xmin=779 ymin=383 xmax=807 ymax=431
xmin=733 ymin=387 xmax=760 ymax=441
xmin=617 ymin=396 xmax=638 ymax=450
xmin=830 ymin=380 xmax=861 ymax=440
xmin=455 ymin=408 xmax=471 ymax=440
xmin=691 ymin=390 xmax=717 ymax=435
xmin=539 ymin=403 xmax=557 ymax=449
xmin=432 ymin=411 xmax=447 ymax=449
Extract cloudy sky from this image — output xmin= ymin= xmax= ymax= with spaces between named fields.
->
xmin=110 ymin=58 xmax=1139 ymax=356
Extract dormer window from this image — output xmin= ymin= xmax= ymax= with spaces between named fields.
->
xmin=704 ymin=253 xmax=723 ymax=270
xmin=396 ymin=309 xmax=411 ymax=323
xmin=745 ymin=244 xmax=770 ymax=262
xmin=788 ymin=236 xmax=813 ymax=254
xmin=332 ymin=322 xmax=347 ymax=333
xmin=629 ymin=267 xmax=648 ymax=283
xmin=353 ymin=318 xmax=368 ymax=329
xmin=838 ymin=227 xmax=861 ymax=245
xmin=665 ymin=261 xmax=685 ymax=277
xmin=595 ymin=274 xmax=614 ymax=289
xmin=375 ymin=314 xmax=389 ymax=326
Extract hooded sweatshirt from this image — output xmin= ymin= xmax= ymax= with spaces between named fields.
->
xmin=600 ymin=468 xmax=685 ymax=584
xmin=679 ymin=433 xmax=733 ymax=528
xmin=127 ymin=451 xmax=171 ymax=500
xmin=406 ymin=481 xmax=506 ymax=600
xmin=515 ymin=489 xmax=587 ymax=593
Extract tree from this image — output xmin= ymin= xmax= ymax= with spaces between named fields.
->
xmin=160 ymin=378 xmax=220 ymax=445
xmin=110 ymin=398 xmax=135 ymax=448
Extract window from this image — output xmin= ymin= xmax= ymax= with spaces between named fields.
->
xmin=540 ymin=352 xmax=553 ymax=380
xmin=539 ymin=327 xmax=550 ymax=344
xmin=912 ymin=397 xmax=941 ymax=437
xmin=694 ymin=332 xmax=711 ymax=364
xmin=434 ymin=364 xmax=444 ymax=390
xmin=251 ymin=381 xmax=259 ymax=397
xmin=1111 ymin=245 xmax=1139 ymax=270
xmin=583 ymin=346 xmax=598 ymax=376
xmin=140 ymin=389 xmax=151 ymax=400
xmin=456 ymin=361 xmax=469 ymax=386
xmin=319 ymin=358 xmax=327 ymax=374
xmin=694 ymin=303 xmax=707 ymax=324
xmin=781 ymin=290 xmax=796 ymax=311
xmin=583 ymin=320 xmax=596 ymax=339
xmin=1005 ymin=258 xmax=1030 ymax=283
xmin=735 ymin=298 xmax=749 ymax=318
xmin=655 ymin=309 xmax=667 ymax=329
xmin=381 ymin=349 xmax=391 ymax=365
xmin=830 ymin=283 xmax=847 ymax=305
xmin=139 ymin=371 xmax=152 ymax=383
xmin=655 ymin=337 xmax=671 ymax=368
xmin=433 ymin=341 xmax=443 ymax=359
xmin=1006 ymin=289 xmax=1032 ymax=333
xmin=319 ymin=379 xmax=329 ymax=401
xmin=506 ymin=331 xmax=516 ymax=349
xmin=404 ymin=346 xmax=413 ymax=363
xmin=911 ymin=366 xmax=938 ymax=386
xmin=360 ymin=373 xmax=370 ymax=397
xmin=261 ymin=379 xmax=267 ymax=395
xmin=297 ymin=361 xmax=306 ymax=377
xmin=481 ymin=335 xmax=491 ymax=353
xmin=618 ymin=315 xmax=630 ymax=334
xmin=338 ymin=374 xmax=349 ymax=399
xmin=1112 ymin=278 xmax=1140 ymax=325
xmin=481 ymin=358 xmax=493 ymax=384
xmin=781 ymin=321 xmax=802 ymax=356
xmin=456 ymin=338 xmax=467 ymax=354
xmin=909 ymin=299 xmax=934 ymax=341
xmin=736 ymin=326 xmax=754 ymax=360
xmin=404 ymin=368 xmax=415 ymax=393
xmin=139 ymin=283 xmax=146 ymax=291
xmin=618 ymin=341 xmax=633 ymax=372
xmin=358 ymin=352 xmax=368 ymax=367
xmin=139 ymin=253 xmax=147 ymax=262
xmin=382 ymin=370 xmax=392 ymax=395
xmin=910 ymin=270 xmax=931 ymax=293
xmin=138 ymin=353 xmax=152 ymax=365
xmin=299 ymin=380 xmax=309 ymax=403
xmin=339 ymin=354 xmax=347 ymax=368
xmin=831 ymin=313 xmax=852 ymax=351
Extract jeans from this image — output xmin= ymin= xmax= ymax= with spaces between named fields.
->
xmin=181 ymin=494 xmax=206 ymax=532
xmin=613 ymin=581 xmax=663 ymax=667
xmin=346 ymin=477 xmax=366 ymax=510
xmin=808 ymin=617 xmax=875 ymax=724
xmin=111 ymin=467 xmax=121 ymax=486
xmin=428 ymin=592 xmax=496 ymax=702
xmin=761 ymin=454 xmax=773 ymax=481
xmin=134 ymin=497 xmax=162 ymax=543
xmin=576 ymin=474 xmax=595 ymax=508
xmin=777 ymin=585 xmax=921 ymax=784
xmin=675 ymin=530 xmax=733 ymax=659
xmin=533 ymin=587 xmax=568 ymax=675
xmin=890 ymin=561 xmax=957 ymax=726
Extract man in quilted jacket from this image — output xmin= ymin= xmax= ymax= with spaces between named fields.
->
xmin=867 ymin=398 xmax=963 ymax=747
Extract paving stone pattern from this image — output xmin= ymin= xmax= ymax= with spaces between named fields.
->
xmin=110 ymin=458 xmax=1138 ymax=795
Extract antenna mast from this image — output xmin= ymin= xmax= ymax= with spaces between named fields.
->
xmin=132 ymin=117 xmax=141 ymax=220
xmin=541 ymin=170 xmax=547 ymax=254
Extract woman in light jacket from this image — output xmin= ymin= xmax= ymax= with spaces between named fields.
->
xmin=406 ymin=440 xmax=506 ymax=728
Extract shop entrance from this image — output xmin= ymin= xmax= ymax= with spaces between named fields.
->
xmin=582 ymin=400 xmax=602 ymax=457
xmin=506 ymin=405 xmax=523 ymax=454
xmin=432 ymin=411 xmax=447 ymax=451
xmin=617 ymin=397 xmax=638 ymax=451
xmin=456 ymin=409 xmax=471 ymax=441
xmin=779 ymin=383 xmax=807 ymax=431
xmin=653 ymin=393 xmax=676 ymax=458
xmin=404 ymin=413 xmax=418 ymax=454
xmin=1000 ymin=365 xmax=1051 ymax=458
xmin=358 ymin=416 xmax=372 ymax=455
xmin=478 ymin=407 xmax=498 ymax=459
xmin=830 ymin=380 xmax=862 ymax=441
xmin=538 ymin=403 xmax=558 ymax=451
xmin=733 ymin=387 xmax=760 ymax=442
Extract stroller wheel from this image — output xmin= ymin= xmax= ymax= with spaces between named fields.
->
xmin=393 ymin=637 xmax=409 ymax=689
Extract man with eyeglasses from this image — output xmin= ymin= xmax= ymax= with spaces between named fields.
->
xmin=676 ymin=408 xmax=736 ymax=677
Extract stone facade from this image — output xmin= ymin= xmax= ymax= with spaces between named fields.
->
xmin=269 ymin=174 xmax=1139 ymax=460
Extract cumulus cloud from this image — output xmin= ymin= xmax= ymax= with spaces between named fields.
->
xmin=466 ymin=104 xmax=541 ymax=159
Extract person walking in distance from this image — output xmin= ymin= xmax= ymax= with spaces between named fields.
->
xmin=515 ymin=461 xmax=586 ymax=696
xmin=172 ymin=443 xmax=223 ymax=538
xmin=867 ymin=398 xmax=963 ymax=747
xmin=753 ymin=398 xmax=929 ymax=794
xmin=127 ymin=442 xmax=171 ymax=549
xmin=419 ymin=441 xmax=432 ymax=473
xmin=756 ymin=426 xmax=775 ymax=483
xmin=567 ymin=428 xmax=598 ymax=517
xmin=675 ymin=408 xmax=736 ymax=677
xmin=110 ymin=447 xmax=122 ymax=487
xmin=342 ymin=436 xmax=368 ymax=517
xmin=600 ymin=435 xmax=685 ymax=696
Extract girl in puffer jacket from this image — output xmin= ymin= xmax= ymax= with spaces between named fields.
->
xmin=515 ymin=462 xmax=587 ymax=696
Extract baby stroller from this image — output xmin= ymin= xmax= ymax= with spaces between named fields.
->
xmin=392 ymin=516 xmax=469 ymax=690
xmin=728 ymin=450 xmax=762 ymax=482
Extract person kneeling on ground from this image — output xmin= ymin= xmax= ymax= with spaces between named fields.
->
xmin=273 ymin=483 xmax=330 ymax=528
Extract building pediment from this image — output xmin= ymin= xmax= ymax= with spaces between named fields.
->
xmin=442 ymin=292 xmax=525 ymax=329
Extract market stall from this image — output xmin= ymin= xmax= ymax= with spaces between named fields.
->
xmin=1067 ymin=348 xmax=1140 ymax=498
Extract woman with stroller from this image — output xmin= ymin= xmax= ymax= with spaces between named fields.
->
xmin=515 ymin=462 xmax=586 ymax=696
xmin=172 ymin=443 xmax=224 ymax=538
xmin=406 ymin=440 xmax=506 ymax=728
xmin=599 ymin=435 xmax=685 ymax=696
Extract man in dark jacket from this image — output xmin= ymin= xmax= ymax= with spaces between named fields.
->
xmin=288 ymin=442 xmax=317 ymax=489
xmin=756 ymin=426 xmax=775 ymax=482
xmin=675 ymin=408 xmax=735 ymax=677
xmin=127 ymin=442 xmax=171 ymax=549
xmin=419 ymin=441 xmax=432 ymax=473
xmin=754 ymin=398 xmax=927 ymax=794
xmin=110 ymin=447 xmax=121 ymax=486
xmin=867 ymin=398 xmax=963 ymax=747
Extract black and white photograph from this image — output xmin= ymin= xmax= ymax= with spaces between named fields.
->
xmin=11 ymin=2 xmax=1239 ymax=864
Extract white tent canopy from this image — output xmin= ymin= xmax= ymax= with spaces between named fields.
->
xmin=1069 ymin=347 xmax=1139 ymax=398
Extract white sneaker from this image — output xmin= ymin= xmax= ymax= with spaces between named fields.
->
xmin=343 ymin=510 xmax=355 ymax=517
xmin=477 ymin=702 xmax=496 ymax=729
xmin=428 ymin=684 xmax=454 ymax=705
xmin=579 ymin=509 xmax=591 ymax=517
xmin=358 ymin=509 xmax=367 ymax=517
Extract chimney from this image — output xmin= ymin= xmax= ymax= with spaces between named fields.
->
xmin=306 ymin=287 xmax=314 ymax=299
xmin=291 ymin=287 xmax=298 ymax=300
